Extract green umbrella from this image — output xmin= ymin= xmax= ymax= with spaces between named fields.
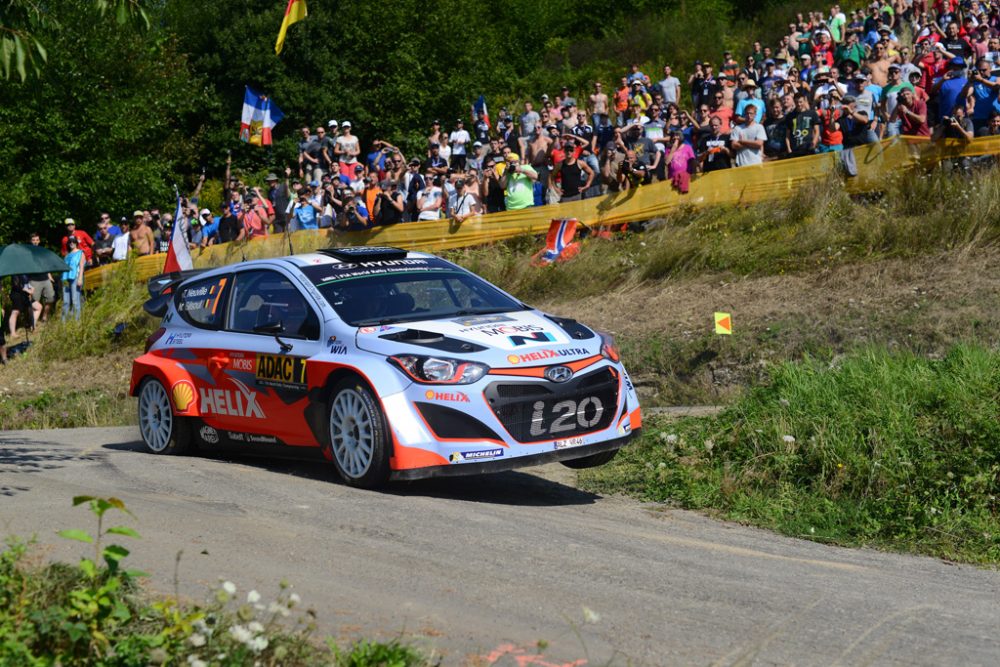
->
xmin=0 ymin=244 xmax=70 ymax=277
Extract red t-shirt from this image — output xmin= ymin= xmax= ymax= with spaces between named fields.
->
xmin=710 ymin=107 xmax=734 ymax=133
xmin=241 ymin=208 xmax=269 ymax=239
xmin=61 ymin=230 xmax=95 ymax=263
xmin=900 ymin=98 xmax=931 ymax=136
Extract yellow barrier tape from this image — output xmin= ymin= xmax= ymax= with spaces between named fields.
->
xmin=84 ymin=135 xmax=1000 ymax=290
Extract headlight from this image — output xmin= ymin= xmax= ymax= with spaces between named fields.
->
xmin=389 ymin=355 xmax=489 ymax=384
xmin=599 ymin=331 xmax=620 ymax=363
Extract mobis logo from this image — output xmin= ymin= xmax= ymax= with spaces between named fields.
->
xmin=479 ymin=324 xmax=544 ymax=337
xmin=200 ymin=378 xmax=265 ymax=418
xmin=424 ymin=390 xmax=470 ymax=403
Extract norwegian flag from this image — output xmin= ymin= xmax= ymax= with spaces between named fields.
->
xmin=472 ymin=94 xmax=491 ymax=129
xmin=531 ymin=219 xmax=581 ymax=266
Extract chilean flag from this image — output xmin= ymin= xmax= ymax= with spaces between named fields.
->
xmin=162 ymin=193 xmax=193 ymax=274
xmin=239 ymin=86 xmax=284 ymax=146
xmin=472 ymin=94 xmax=490 ymax=129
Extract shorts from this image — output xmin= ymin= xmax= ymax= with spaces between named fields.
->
xmin=29 ymin=279 xmax=55 ymax=304
xmin=11 ymin=290 xmax=31 ymax=313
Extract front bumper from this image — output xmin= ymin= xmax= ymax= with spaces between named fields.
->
xmin=390 ymin=429 xmax=640 ymax=481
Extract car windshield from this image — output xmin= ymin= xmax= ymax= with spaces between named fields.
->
xmin=301 ymin=262 xmax=525 ymax=326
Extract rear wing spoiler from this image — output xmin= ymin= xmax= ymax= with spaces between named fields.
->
xmin=143 ymin=269 xmax=209 ymax=318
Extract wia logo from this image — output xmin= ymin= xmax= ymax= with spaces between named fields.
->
xmin=509 ymin=331 xmax=556 ymax=347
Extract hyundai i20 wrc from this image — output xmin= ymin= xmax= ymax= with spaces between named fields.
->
xmin=131 ymin=247 xmax=641 ymax=488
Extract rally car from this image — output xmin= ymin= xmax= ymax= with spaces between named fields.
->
xmin=131 ymin=246 xmax=641 ymax=488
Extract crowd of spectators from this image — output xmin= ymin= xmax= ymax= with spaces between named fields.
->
xmin=7 ymin=0 xmax=1000 ymax=346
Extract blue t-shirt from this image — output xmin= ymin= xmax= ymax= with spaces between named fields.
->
xmin=293 ymin=203 xmax=319 ymax=230
xmin=972 ymin=77 xmax=999 ymax=120
xmin=939 ymin=76 xmax=969 ymax=119
xmin=201 ymin=219 xmax=220 ymax=241
xmin=62 ymin=250 xmax=84 ymax=282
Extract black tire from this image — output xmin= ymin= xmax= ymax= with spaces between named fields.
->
xmin=137 ymin=377 xmax=193 ymax=455
xmin=325 ymin=377 xmax=391 ymax=489
xmin=561 ymin=448 xmax=618 ymax=469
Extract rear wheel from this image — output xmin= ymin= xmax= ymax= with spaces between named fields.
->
xmin=561 ymin=449 xmax=618 ymax=469
xmin=326 ymin=377 xmax=391 ymax=489
xmin=137 ymin=377 xmax=192 ymax=455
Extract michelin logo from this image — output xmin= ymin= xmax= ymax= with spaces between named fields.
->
xmin=449 ymin=448 xmax=504 ymax=463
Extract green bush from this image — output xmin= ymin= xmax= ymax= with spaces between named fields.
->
xmin=582 ymin=344 xmax=1000 ymax=563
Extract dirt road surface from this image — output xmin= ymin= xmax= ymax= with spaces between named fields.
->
xmin=2 ymin=427 xmax=998 ymax=666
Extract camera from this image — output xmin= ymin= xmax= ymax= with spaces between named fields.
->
xmin=942 ymin=115 xmax=953 ymax=123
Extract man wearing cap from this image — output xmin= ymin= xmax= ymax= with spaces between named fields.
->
xmin=334 ymin=121 xmax=360 ymax=179
xmin=890 ymin=87 xmax=930 ymax=137
xmin=931 ymin=57 xmax=972 ymax=125
xmin=60 ymin=218 xmax=95 ymax=265
xmin=969 ymin=57 xmax=1000 ymax=132
xmin=449 ymin=119 xmax=471 ymax=171
xmin=473 ymin=111 xmax=490 ymax=149
xmin=402 ymin=158 xmax=425 ymax=221
xmin=128 ymin=211 xmax=155 ymax=255
xmin=236 ymin=191 xmax=271 ymax=241
xmin=111 ymin=219 xmax=131 ymax=261
xmin=500 ymin=153 xmax=537 ymax=211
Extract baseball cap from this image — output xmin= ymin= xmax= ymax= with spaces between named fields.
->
xmin=842 ymin=94 xmax=857 ymax=103
xmin=199 ymin=208 xmax=211 ymax=217
xmin=950 ymin=56 xmax=966 ymax=67
xmin=132 ymin=210 xmax=143 ymax=217
xmin=354 ymin=164 xmax=365 ymax=173
xmin=455 ymin=117 xmax=463 ymax=123
xmin=507 ymin=152 xmax=520 ymax=161
xmin=541 ymin=93 xmax=549 ymax=100
xmin=888 ymin=63 xmax=901 ymax=71
xmin=764 ymin=58 xmax=775 ymax=65
xmin=743 ymin=79 xmax=758 ymax=88
xmin=64 ymin=217 xmax=75 ymax=225
xmin=327 ymin=119 xmax=338 ymax=127
xmin=309 ymin=180 xmax=320 ymax=187
xmin=265 ymin=172 xmax=279 ymax=181
xmin=341 ymin=120 xmax=352 ymax=127
xmin=473 ymin=141 xmax=483 ymax=147
xmin=408 ymin=157 xmax=421 ymax=166
xmin=853 ymin=72 xmax=867 ymax=80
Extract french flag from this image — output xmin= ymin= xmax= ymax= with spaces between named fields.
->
xmin=163 ymin=193 xmax=193 ymax=274
xmin=239 ymin=86 xmax=284 ymax=146
xmin=472 ymin=94 xmax=490 ymax=129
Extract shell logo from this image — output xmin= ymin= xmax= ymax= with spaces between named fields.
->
xmin=424 ymin=389 xmax=435 ymax=399
xmin=171 ymin=381 xmax=196 ymax=413
xmin=507 ymin=354 xmax=520 ymax=365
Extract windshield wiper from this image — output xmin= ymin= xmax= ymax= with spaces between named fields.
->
xmin=451 ymin=307 xmax=523 ymax=316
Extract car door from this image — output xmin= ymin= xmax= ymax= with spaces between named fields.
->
xmin=205 ymin=267 xmax=325 ymax=447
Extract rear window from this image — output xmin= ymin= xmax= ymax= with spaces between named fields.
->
xmin=175 ymin=275 xmax=230 ymax=329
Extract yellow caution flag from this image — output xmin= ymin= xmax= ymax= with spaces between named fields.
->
xmin=275 ymin=0 xmax=308 ymax=55
xmin=714 ymin=312 xmax=732 ymax=335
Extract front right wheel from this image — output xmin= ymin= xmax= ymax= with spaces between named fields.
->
xmin=326 ymin=377 xmax=391 ymax=489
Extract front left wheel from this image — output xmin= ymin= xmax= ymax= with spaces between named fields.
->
xmin=137 ymin=377 xmax=192 ymax=455
xmin=326 ymin=377 xmax=391 ymax=489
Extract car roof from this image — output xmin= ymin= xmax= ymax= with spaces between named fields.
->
xmin=282 ymin=247 xmax=436 ymax=269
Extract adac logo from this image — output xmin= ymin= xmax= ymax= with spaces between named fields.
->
xmin=506 ymin=348 xmax=590 ymax=365
xmin=171 ymin=381 xmax=196 ymax=412
xmin=424 ymin=389 xmax=470 ymax=403
xmin=255 ymin=354 xmax=306 ymax=389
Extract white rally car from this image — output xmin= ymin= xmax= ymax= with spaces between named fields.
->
xmin=131 ymin=247 xmax=641 ymax=488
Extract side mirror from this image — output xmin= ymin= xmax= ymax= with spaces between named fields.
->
xmin=253 ymin=320 xmax=284 ymax=334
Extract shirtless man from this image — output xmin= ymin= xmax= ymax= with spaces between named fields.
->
xmin=129 ymin=210 xmax=155 ymax=256
xmin=867 ymin=42 xmax=895 ymax=87
xmin=527 ymin=126 xmax=554 ymax=194
xmin=589 ymin=82 xmax=609 ymax=129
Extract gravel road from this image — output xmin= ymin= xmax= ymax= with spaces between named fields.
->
xmin=2 ymin=427 xmax=998 ymax=666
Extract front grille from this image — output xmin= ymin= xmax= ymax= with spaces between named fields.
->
xmin=484 ymin=367 xmax=619 ymax=443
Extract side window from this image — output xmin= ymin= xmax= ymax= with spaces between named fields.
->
xmin=228 ymin=270 xmax=320 ymax=340
xmin=175 ymin=275 xmax=230 ymax=329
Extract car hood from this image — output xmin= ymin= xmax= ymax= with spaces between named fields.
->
xmin=354 ymin=309 xmax=600 ymax=358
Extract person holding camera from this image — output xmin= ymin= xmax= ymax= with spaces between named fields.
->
xmin=417 ymin=175 xmax=444 ymax=221
xmin=236 ymin=192 xmax=272 ymax=241
xmin=499 ymin=154 xmax=537 ymax=211
xmin=890 ymin=87 xmax=930 ymax=137
xmin=337 ymin=190 xmax=370 ymax=231
xmin=291 ymin=190 xmax=322 ymax=230
xmin=478 ymin=159 xmax=506 ymax=213
xmin=373 ymin=181 xmax=405 ymax=226
xmin=933 ymin=102 xmax=974 ymax=143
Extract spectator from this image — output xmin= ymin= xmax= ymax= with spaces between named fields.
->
xmin=417 ymin=176 xmax=444 ymax=221
xmin=314 ymin=125 xmax=334 ymax=178
xmin=187 ymin=215 xmax=204 ymax=248
xmin=658 ymin=65 xmax=681 ymax=106
xmin=708 ymin=88 xmax=734 ymax=132
xmin=61 ymin=236 xmax=84 ymax=321
xmin=892 ymin=87 xmax=930 ymax=136
xmin=932 ymin=57 xmax=971 ymax=126
xmin=519 ymin=102 xmax=541 ymax=155
xmin=267 ymin=170 xmax=292 ymax=232
xmin=976 ymin=110 xmax=1000 ymax=137
xmin=933 ymin=102 xmax=974 ymax=143
xmin=129 ymin=210 xmax=156 ymax=255
xmin=664 ymin=131 xmax=696 ymax=193
xmin=297 ymin=126 xmax=320 ymax=180
xmin=970 ymin=57 xmax=1000 ymax=132
xmin=373 ymin=180 xmax=405 ymax=225
xmin=60 ymin=218 xmax=95 ymax=266
xmin=731 ymin=103 xmax=767 ymax=166
xmin=617 ymin=148 xmax=648 ymax=190
xmin=763 ymin=98 xmax=788 ymax=159
xmin=450 ymin=179 xmax=482 ymax=222
xmin=111 ymin=219 xmax=131 ymax=260
xmin=92 ymin=214 xmax=118 ymax=266
xmin=424 ymin=143 xmax=449 ymax=177
xmin=450 ymin=119 xmax=471 ymax=169
xmin=472 ymin=112 xmax=490 ymax=150
xmin=589 ymin=82 xmax=609 ymax=128
xmin=735 ymin=79 xmax=764 ymax=123
xmin=699 ymin=116 xmax=733 ymax=172
xmin=236 ymin=192 xmax=271 ymax=241
xmin=500 ymin=153 xmax=537 ymax=210
xmin=27 ymin=232 xmax=55 ymax=324
xmin=291 ymin=190 xmax=321 ymax=230
xmin=785 ymin=92 xmax=822 ymax=157
xmin=8 ymin=275 xmax=34 ymax=339
xmin=552 ymin=144 xmax=595 ymax=202
xmin=362 ymin=176 xmax=382 ymax=223
xmin=614 ymin=77 xmax=631 ymax=126
xmin=338 ymin=190 xmax=370 ymax=230
xmin=840 ymin=95 xmax=873 ymax=148
xmin=334 ymin=121 xmax=360 ymax=178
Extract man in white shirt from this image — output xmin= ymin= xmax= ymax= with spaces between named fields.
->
xmin=111 ymin=219 xmax=131 ymax=261
xmin=449 ymin=179 xmax=481 ymax=222
xmin=730 ymin=103 xmax=766 ymax=167
xmin=658 ymin=65 xmax=680 ymax=105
